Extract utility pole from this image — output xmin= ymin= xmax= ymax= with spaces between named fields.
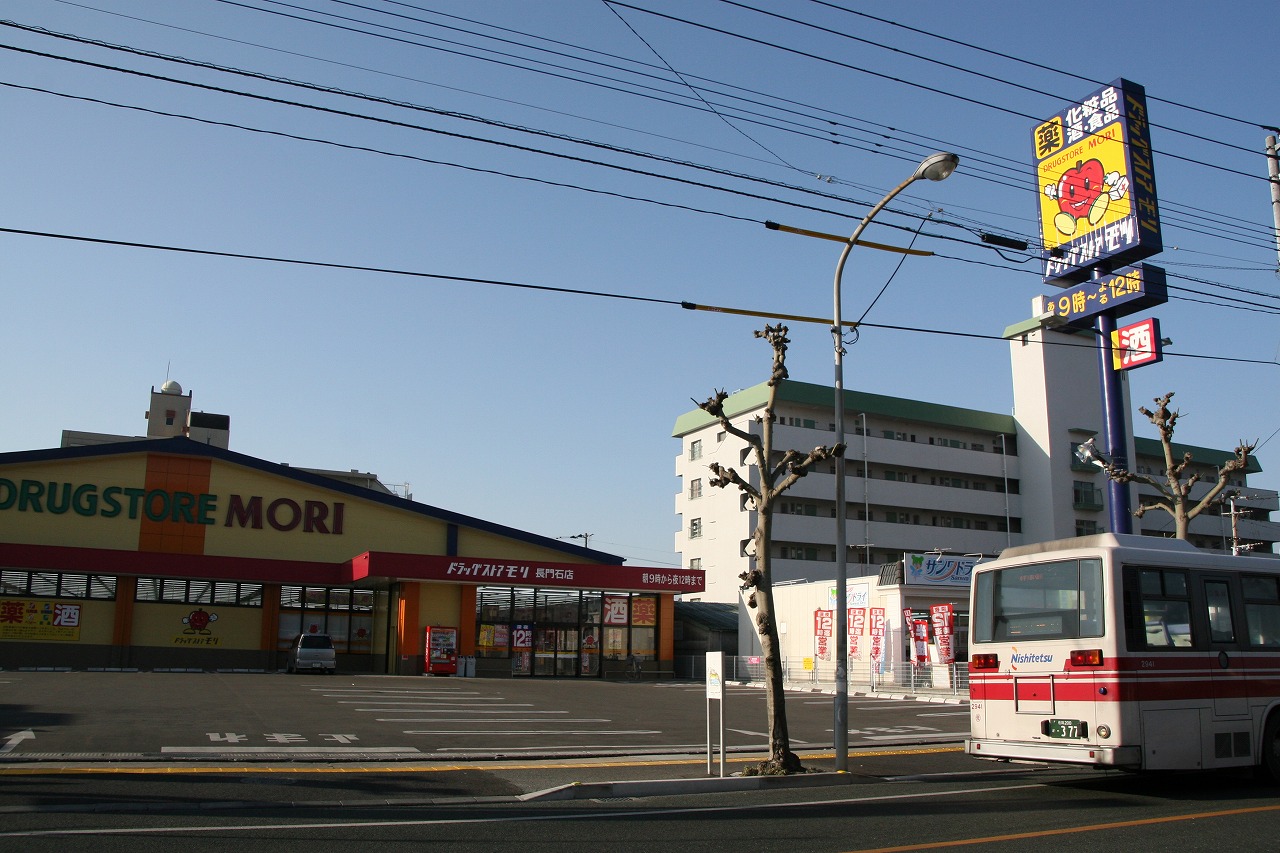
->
xmin=1226 ymin=493 xmax=1265 ymax=556
xmin=569 ymin=532 xmax=593 ymax=549
xmin=1267 ymin=135 xmax=1280 ymax=270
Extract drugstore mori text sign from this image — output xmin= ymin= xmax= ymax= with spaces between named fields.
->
xmin=0 ymin=477 xmax=346 ymax=535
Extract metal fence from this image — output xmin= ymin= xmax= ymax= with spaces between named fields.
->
xmin=674 ymin=655 xmax=970 ymax=698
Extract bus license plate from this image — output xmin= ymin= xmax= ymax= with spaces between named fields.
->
xmin=1043 ymin=718 xmax=1087 ymax=739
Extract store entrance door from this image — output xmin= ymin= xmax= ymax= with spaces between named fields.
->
xmin=533 ymin=626 xmax=580 ymax=677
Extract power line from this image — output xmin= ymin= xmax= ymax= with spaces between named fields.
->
xmin=0 ymin=79 xmax=761 ymax=226
xmin=804 ymin=0 xmax=1278 ymax=134
xmin=606 ymin=1 xmax=1271 ymax=183
xmin=15 ymin=7 xmax=1271 ymax=252
xmin=6 ymin=57 xmax=1275 ymax=320
xmin=5 ymin=13 xmax=1276 ymax=297
xmin=602 ymin=0 xmax=798 ymax=170
xmin=10 ymin=72 xmax=1274 ymax=320
xmin=3 ymin=224 xmax=1277 ymax=364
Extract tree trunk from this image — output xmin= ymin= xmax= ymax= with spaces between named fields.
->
xmin=751 ymin=507 xmax=802 ymax=773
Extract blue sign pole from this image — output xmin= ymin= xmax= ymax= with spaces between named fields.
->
xmin=1094 ymin=308 xmax=1133 ymax=534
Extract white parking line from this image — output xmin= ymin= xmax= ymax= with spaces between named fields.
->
xmin=438 ymin=743 xmax=707 ymax=752
xmin=402 ymin=729 xmax=660 ymax=735
xmin=388 ymin=718 xmax=612 ymax=723
xmin=362 ymin=708 xmax=559 ymax=715
xmin=345 ymin=703 xmax=535 ymax=708
xmin=727 ymin=728 xmax=809 ymax=743
xmin=162 ymin=746 xmax=420 ymax=754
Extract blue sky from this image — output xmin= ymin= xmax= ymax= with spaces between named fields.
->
xmin=3 ymin=1 xmax=1277 ymax=567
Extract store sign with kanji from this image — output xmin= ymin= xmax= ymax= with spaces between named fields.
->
xmin=1037 ymin=263 xmax=1167 ymax=329
xmin=1032 ymin=78 xmax=1162 ymax=285
xmin=0 ymin=600 xmax=81 ymax=641
xmin=1111 ymin=317 xmax=1163 ymax=370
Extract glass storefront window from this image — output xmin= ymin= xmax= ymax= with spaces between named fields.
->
xmin=630 ymin=627 xmax=656 ymax=661
xmin=582 ymin=592 xmax=602 ymax=625
xmin=580 ymin=626 xmax=601 ymax=675
xmin=603 ymin=626 xmax=627 ymax=660
xmin=479 ymin=588 xmax=512 ymax=623
xmin=513 ymin=589 xmax=535 ymax=622
xmin=538 ymin=589 xmax=580 ymax=623
xmin=277 ymin=586 xmax=378 ymax=654
xmin=474 ymin=587 xmax=661 ymax=675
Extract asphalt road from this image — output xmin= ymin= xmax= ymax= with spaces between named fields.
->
xmin=3 ymin=674 xmax=1280 ymax=851
xmin=2 ymin=758 xmax=1279 ymax=852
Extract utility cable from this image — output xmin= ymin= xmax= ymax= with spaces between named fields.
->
xmin=607 ymin=1 xmax=1269 ymax=183
xmin=4 ymin=224 xmax=1278 ymax=359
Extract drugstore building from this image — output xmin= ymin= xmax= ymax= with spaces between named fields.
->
xmin=0 ymin=427 xmax=701 ymax=677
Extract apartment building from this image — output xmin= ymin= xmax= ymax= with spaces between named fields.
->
xmin=673 ymin=307 xmax=1279 ymax=604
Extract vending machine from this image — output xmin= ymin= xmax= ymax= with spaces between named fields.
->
xmin=423 ymin=625 xmax=458 ymax=675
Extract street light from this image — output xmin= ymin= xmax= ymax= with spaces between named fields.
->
xmin=1074 ymin=437 xmax=1108 ymax=468
xmin=830 ymin=152 xmax=958 ymax=772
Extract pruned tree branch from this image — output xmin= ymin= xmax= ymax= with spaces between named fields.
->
xmin=707 ymin=461 xmax=760 ymax=503
xmin=1096 ymin=390 xmax=1259 ymax=539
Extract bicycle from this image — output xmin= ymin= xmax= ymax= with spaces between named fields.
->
xmin=625 ymin=654 xmax=643 ymax=681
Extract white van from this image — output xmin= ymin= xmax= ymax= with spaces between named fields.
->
xmin=286 ymin=633 xmax=336 ymax=674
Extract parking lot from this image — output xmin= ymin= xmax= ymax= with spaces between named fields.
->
xmin=0 ymin=671 xmax=968 ymax=761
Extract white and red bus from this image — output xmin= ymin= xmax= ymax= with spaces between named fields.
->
xmin=967 ymin=533 xmax=1280 ymax=778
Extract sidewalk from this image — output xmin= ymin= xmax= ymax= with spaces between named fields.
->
xmin=772 ymin=678 xmax=970 ymax=705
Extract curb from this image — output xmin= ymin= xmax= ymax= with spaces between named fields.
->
xmin=522 ymin=769 xmax=867 ymax=801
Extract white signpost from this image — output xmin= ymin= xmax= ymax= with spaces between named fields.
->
xmin=706 ymin=650 xmax=725 ymax=777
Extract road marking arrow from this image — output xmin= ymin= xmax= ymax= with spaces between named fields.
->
xmin=1 ymin=730 xmax=35 ymax=754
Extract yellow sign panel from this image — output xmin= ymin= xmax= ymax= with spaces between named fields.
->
xmin=1031 ymin=79 xmax=1161 ymax=285
xmin=1035 ymin=119 xmax=1132 ymax=252
xmin=0 ymin=600 xmax=81 ymax=641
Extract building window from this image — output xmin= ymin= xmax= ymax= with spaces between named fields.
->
xmin=137 ymin=578 xmax=261 ymax=607
xmin=689 ymin=478 xmax=702 ymax=500
xmin=1076 ymin=519 xmax=1102 ymax=536
xmin=2 ymin=571 xmax=116 ymax=600
xmin=1073 ymin=481 xmax=1104 ymax=511
xmin=689 ymin=558 xmax=702 ymax=571
xmin=689 ymin=518 xmax=703 ymax=539
xmin=689 ymin=439 xmax=703 ymax=461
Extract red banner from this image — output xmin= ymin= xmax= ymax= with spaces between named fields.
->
xmin=931 ymin=603 xmax=956 ymax=664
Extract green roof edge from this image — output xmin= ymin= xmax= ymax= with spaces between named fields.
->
xmin=673 ymin=379 xmax=1016 ymax=438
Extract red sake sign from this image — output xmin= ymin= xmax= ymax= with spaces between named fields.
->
xmin=1111 ymin=317 xmax=1163 ymax=371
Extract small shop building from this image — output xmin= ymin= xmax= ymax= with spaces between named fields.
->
xmin=0 ymin=385 xmax=701 ymax=676
xmin=737 ymin=552 xmax=978 ymax=686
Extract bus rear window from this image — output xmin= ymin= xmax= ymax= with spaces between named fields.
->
xmin=974 ymin=558 xmax=1104 ymax=643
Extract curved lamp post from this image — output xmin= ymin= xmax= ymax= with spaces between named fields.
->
xmin=831 ymin=152 xmax=958 ymax=771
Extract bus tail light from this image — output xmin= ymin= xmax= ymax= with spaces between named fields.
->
xmin=971 ymin=653 xmax=999 ymax=670
xmin=1070 ymin=649 xmax=1104 ymax=666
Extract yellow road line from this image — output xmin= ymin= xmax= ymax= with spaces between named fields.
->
xmin=842 ymin=802 xmax=1280 ymax=852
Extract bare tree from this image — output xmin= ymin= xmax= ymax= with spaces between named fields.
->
xmin=696 ymin=325 xmax=842 ymax=774
xmin=1092 ymin=391 xmax=1256 ymax=539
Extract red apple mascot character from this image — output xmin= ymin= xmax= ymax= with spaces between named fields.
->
xmin=1044 ymin=158 xmax=1129 ymax=236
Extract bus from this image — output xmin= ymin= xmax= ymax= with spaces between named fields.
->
xmin=966 ymin=533 xmax=1280 ymax=778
